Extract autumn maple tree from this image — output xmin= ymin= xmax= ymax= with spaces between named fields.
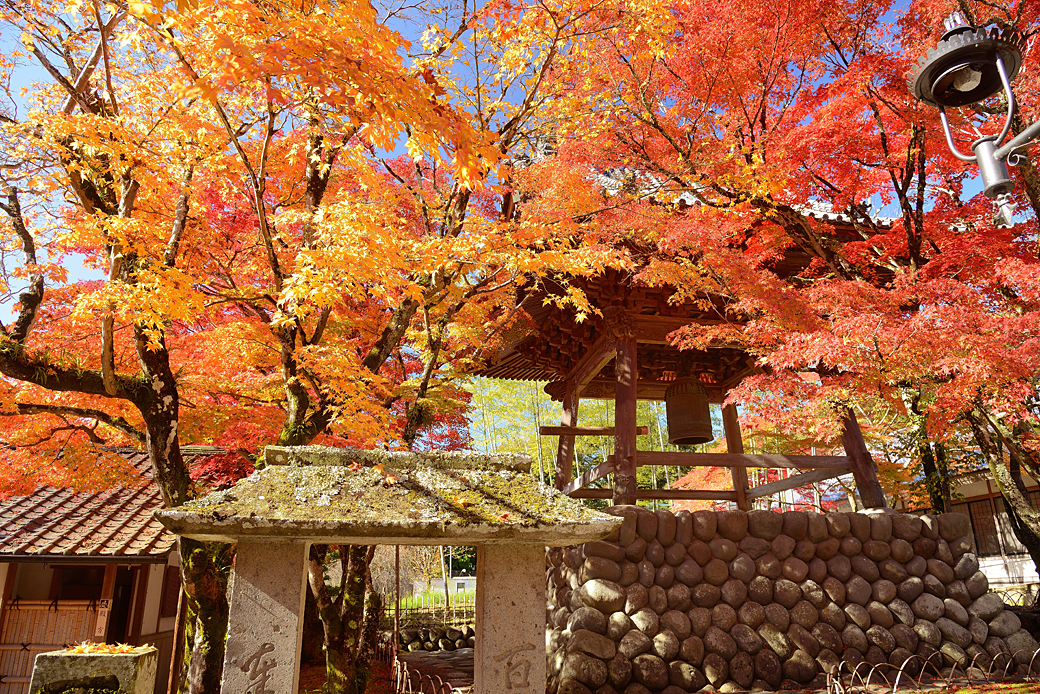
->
xmin=0 ymin=1 xmax=481 ymax=692
xmin=0 ymin=0 xmax=668 ymax=692
xmin=5 ymin=0 xmax=1040 ymax=692
xmin=528 ymin=0 xmax=1040 ymax=534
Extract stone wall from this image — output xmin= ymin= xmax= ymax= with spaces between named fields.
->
xmin=545 ymin=506 xmax=1040 ymax=694
xmin=398 ymin=625 xmax=476 ymax=652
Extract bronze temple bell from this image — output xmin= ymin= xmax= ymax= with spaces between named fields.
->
xmin=664 ymin=376 xmax=714 ymax=445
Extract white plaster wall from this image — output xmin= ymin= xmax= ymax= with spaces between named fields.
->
xmin=140 ymin=564 xmax=165 ymax=636
xmin=12 ymin=563 xmax=53 ymax=600
xmin=980 ymin=553 xmax=1040 ymax=587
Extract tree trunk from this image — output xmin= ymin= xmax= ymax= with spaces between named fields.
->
xmin=967 ymin=409 xmax=1040 ymax=579
xmin=353 ymin=587 xmax=382 ymax=694
xmin=133 ymin=326 xmax=232 ymax=694
xmin=918 ymin=426 xmax=952 ymax=513
xmin=178 ymin=538 xmax=233 ymax=694
xmin=134 ymin=326 xmax=191 ymax=508
xmin=969 ymin=410 xmax=1040 ymax=575
xmin=1002 ymin=454 xmax=1040 ymax=575
xmin=325 ymin=646 xmax=360 ymax=694
xmin=918 ymin=434 xmax=946 ymax=513
xmin=934 ymin=443 xmax=953 ymax=513
xmin=309 ymin=545 xmax=372 ymax=694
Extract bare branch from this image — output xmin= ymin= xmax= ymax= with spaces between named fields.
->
xmin=165 ymin=165 xmax=194 ymax=267
xmin=0 ymin=186 xmax=44 ymax=343
xmin=2 ymin=403 xmax=145 ymax=444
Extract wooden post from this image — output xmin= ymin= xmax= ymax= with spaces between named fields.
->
xmin=554 ymin=379 xmax=579 ymax=490
xmin=722 ymin=404 xmax=750 ymax=511
xmin=128 ymin=566 xmax=150 ymax=644
xmin=167 ymin=566 xmax=187 ymax=694
xmin=840 ymin=408 xmax=886 ymax=508
xmin=394 ymin=545 xmax=400 ymax=648
xmin=0 ymin=562 xmax=16 ymax=614
xmin=93 ymin=564 xmax=118 ymax=642
xmin=613 ymin=337 xmax=638 ymax=506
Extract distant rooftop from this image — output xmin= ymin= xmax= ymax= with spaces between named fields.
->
xmin=0 ymin=447 xmax=227 ymax=562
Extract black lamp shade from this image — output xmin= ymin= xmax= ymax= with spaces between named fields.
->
xmin=908 ymin=27 xmax=1024 ymax=108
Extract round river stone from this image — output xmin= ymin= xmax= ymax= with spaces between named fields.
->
xmin=580 ymin=579 xmax=625 ymax=613
xmin=825 ymin=512 xmax=850 ymax=538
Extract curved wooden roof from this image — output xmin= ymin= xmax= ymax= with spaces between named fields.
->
xmin=478 ymin=268 xmax=758 ymax=402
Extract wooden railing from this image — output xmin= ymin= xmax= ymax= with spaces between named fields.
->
xmin=381 ymin=594 xmax=475 ymax=629
xmin=557 ymin=449 xmax=854 ymax=505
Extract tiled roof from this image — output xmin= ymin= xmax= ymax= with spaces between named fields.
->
xmin=0 ymin=447 xmax=225 ymax=561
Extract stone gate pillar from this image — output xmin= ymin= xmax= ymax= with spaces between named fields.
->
xmin=474 ymin=543 xmax=546 ymax=693
xmin=155 ymin=446 xmax=622 ymax=694
xmin=221 ymin=540 xmax=309 ymax=694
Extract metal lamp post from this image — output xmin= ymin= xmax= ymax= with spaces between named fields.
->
xmin=908 ymin=12 xmax=1036 ymax=225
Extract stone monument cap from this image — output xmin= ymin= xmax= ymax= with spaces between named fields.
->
xmin=155 ymin=446 xmax=621 ymax=546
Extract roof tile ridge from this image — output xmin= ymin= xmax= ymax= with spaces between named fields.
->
xmin=0 ymin=485 xmax=69 ymax=532
xmin=50 ymin=484 xmax=132 ymax=555
xmin=123 ymin=517 xmax=176 ymax=556
xmin=84 ymin=481 xmax=163 ymax=556
xmin=11 ymin=485 xmax=113 ymax=555
xmin=108 ymin=484 xmax=169 ymax=555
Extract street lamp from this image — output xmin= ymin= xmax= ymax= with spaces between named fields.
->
xmin=908 ymin=12 xmax=1036 ymax=225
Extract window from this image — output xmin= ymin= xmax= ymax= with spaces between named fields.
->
xmin=965 ymin=500 xmax=1001 ymax=556
xmin=58 ymin=566 xmax=105 ymax=600
xmin=456 ymin=582 xmax=465 ymax=592
xmin=960 ymin=495 xmax=1034 ymax=558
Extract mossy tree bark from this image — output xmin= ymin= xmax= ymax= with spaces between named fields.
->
xmin=967 ymin=408 xmax=1040 ymax=574
xmin=307 ymin=545 xmax=381 ymax=694
xmin=917 ymin=431 xmax=952 ymax=514
xmin=178 ymin=539 xmax=233 ymax=694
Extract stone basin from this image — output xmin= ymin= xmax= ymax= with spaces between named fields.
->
xmin=29 ymin=647 xmax=158 ymax=694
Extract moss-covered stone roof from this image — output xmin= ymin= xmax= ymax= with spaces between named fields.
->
xmin=155 ymin=446 xmax=621 ymax=545
xmin=262 ymin=445 xmax=532 ymax=472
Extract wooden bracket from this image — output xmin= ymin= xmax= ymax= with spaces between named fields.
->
xmin=565 ymin=332 xmax=619 ymax=388
xmin=561 ymin=457 xmax=617 ymax=496
xmin=745 ymin=467 xmax=850 ymax=501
